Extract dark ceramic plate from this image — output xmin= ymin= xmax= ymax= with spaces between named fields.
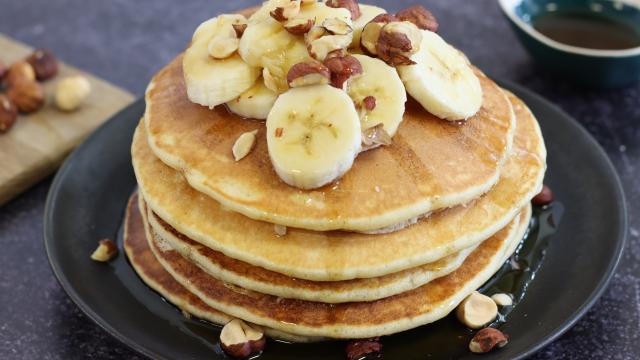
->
xmin=44 ymin=81 xmax=626 ymax=360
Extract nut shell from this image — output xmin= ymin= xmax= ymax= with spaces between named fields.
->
xmin=469 ymin=327 xmax=509 ymax=353
xmin=532 ymin=185 xmax=554 ymax=206
xmin=0 ymin=94 xmax=18 ymax=133
xmin=54 ymin=76 xmax=92 ymax=112
xmin=26 ymin=49 xmax=59 ymax=81
xmin=7 ymin=79 xmax=45 ymax=113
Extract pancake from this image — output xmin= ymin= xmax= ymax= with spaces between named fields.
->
xmin=132 ymin=92 xmax=545 ymax=281
xmin=144 ymin=195 xmax=477 ymax=303
xmin=144 ymin=53 xmax=515 ymax=232
xmin=141 ymin=202 xmax=531 ymax=339
xmin=124 ymin=192 xmax=322 ymax=343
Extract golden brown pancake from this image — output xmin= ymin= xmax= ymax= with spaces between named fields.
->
xmin=144 ymin=54 xmax=515 ymax=232
xmin=133 ymin=92 xmax=545 ymax=281
xmin=124 ymin=192 xmax=323 ymax=343
xmin=140 ymin=202 xmax=531 ymax=339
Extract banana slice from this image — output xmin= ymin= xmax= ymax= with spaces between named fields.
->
xmin=183 ymin=17 xmax=261 ymax=108
xmin=297 ymin=1 xmax=352 ymax=25
xmin=226 ymin=78 xmax=278 ymax=120
xmin=266 ymin=85 xmax=362 ymax=189
xmin=397 ymin=30 xmax=483 ymax=121
xmin=350 ymin=4 xmax=386 ymax=49
xmin=348 ymin=54 xmax=407 ymax=138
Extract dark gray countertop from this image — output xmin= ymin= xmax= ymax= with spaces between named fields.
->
xmin=0 ymin=0 xmax=638 ymax=359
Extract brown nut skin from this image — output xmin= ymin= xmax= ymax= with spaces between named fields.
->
xmin=532 ymin=184 xmax=554 ymax=206
xmin=396 ymin=5 xmax=439 ymax=32
xmin=0 ymin=94 xmax=18 ymax=133
xmin=26 ymin=49 xmax=59 ymax=81
xmin=232 ymin=23 xmax=248 ymax=38
xmin=287 ymin=61 xmax=331 ymax=87
xmin=345 ymin=338 xmax=382 ymax=360
xmin=376 ymin=23 xmax=419 ymax=66
xmin=285 ymin=18 xmax=314 ymax=35
xmin=469 ymin=327 xmax=509 ymax=353
xmin=326 ymin=0 xmax=361 ymax=20
xmin=4 ymin=61 xmax=36 ymax=87
xmin=7 ymin=79 xmax=45 ymax=113
xmin=323 ymin=54 xmax=363 ymax=89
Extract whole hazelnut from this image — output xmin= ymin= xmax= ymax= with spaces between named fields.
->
xmin=326 ymin=0 xmax=361 ymax=20
xmin=54 ymin=76 xmax=92 ymax=112
xmin=26 ymin=49 xmax=59 ymax=81
xmin=220 ymin=319 xmax=266 ymax=359
xmin=5 ymin=61 xmax=36 ymax=87
xmin=0 ymin=94 xmax=18 ymax=133
xmin=7 ymin=79 xmax=45 ymax=113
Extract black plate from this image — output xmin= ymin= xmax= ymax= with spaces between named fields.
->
xmin=44 ymin=81 xmax=627 ymax=360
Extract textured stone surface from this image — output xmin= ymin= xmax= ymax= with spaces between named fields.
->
xmin=0 ymin=0 xmax=638 ymax=359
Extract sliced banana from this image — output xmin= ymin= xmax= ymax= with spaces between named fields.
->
xmin=350 ymin=4 xmax=386 ymax=49
xmin=297 ymin=1 xmax=352 ymax=25
xmin=266 ymin=85 xmax=362 ymax=189
xmin=183 ymin=17 xmax=261 ymax=108
xmin=397 ymin=30 xmax=483 ymax=121
xmin=226 ymin=79 xmax=278 ymax=120
xmin=348 ymin=54 xmax=406 ymax=138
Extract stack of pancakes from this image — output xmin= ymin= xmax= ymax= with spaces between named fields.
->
xmin=124 ymin=53 xmax=546 ymax=341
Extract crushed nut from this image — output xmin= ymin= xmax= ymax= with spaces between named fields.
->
xmin=270 ymin=1 xmax=301 ymax=22
xmin=362 ymin=123 xmax=392 ymax=149
xmin=90 ymin=238 xmax=118 ymax=262
xmin=326 ymin=0 xmax=361 ymax=20
xmin=54 ymin=76 xmax=92 ymax=112
xmin=7 ymin=79 xmax=44 ymax=113
xmin=376 ymin=21 xmax=422 ymax=66
xmin=285 ymin=17 xmax=314 ymax=35
xmin=363 ymin=95 xmax=376 ymax=111
xmin=26 ymin=49 xmax=59 ymax=81
xmin=0 ymin=94 xmax=18 ymax=133
xmin=491 ymin=293 xmax=513 ymax=306
xmin=345 ymin=338 xmax=382 ymax=360
xmin=232 ymin=130 xmax=258 ymax=161
xmin=469 ymin=327 xmax=509 ymax=354
xmin=323 ymin=54 xmax=363 ymax=89
xmin=220 ymin=319 xmax=266 ymax=359
xmin=287 ymin=61 xmax=331 ymax=87
xmin=4 ymin=61 xmax=36 ymax=87
xmin=233 ymin=23 xmax=248 ymax=38
xmin=322 ymin=18 xmax=353 ymax=35
xmin=274 ymin=224 xmax=287 ymax=236
xmin=396 ymin=5 xmax=439 ymax=32
xmin=275 ymin=127 xmax=284 ymax=138
xmin=456 ymin=291 xmax=498 ymax=329
xmin=262 ymin=67 xmax=280 ymax=93
xmin=360 ymin=14 xmax=398 ymax=55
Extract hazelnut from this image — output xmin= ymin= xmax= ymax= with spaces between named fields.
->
xmin=284 ymin=17 xmax=314 ymax=35
xmin=396 ymin=5 xmax=439 ymax=32
xmin=360 ymin=14 xmax=398 ymax=55
xmin=270 ymin=1 xmax=300 ymax=22
xmin=532 ymin=185 xmax=554 ymax=206
xmin=4 ymin=61 xmax=36 ymax=87
xmin=26 ymin=49 xmax=59 ymax=81
xmin=322 ymin=18 xmax=353 ymax=35
xmin=456 ymin=291 xmax=498 ymax=329
xmin=7 ymin=79 xmax=45 ymax=113
xmin=491 ymin=293 xmax=513 ymax=306
xmin=220 ymin=319 xmax=266 ymax=359
xmin=0 ymin=94 xmax=18 ymax=133
xmin=326 ymin=0 xmax=361 ymax=20
xmin=345 ymin=338 xmax=382 ymax=360
xmin=232 ymin=130 xmax=258 ymax=161
xmin=208 ymin=25 xmax=240 ymax=59
xmin=54 ymin=76 xmax=92 ymax=112
xmin=323 ymin=54 xmax=362 ymax=89
xmin=233 ymin=23 xmax=248 ymax=38
xmin=469 ymin=327 xmax=509 ymax=354
xmin=274 ymin=224 xmax=287 ymax=236
xmin=376 ymin=21 xmax=422 ymax=66
xmin=275 ymin=127 xmax=284 ymax=138
xmin=307 ymin=33 xmax=353 ymax=61
xmin=90 ymin=238 xmax=118 ymax=262
xmin=262 ymin=67 xmax=280 ymax=93
xmin=286 ymin=61 xmax=331 ymax=87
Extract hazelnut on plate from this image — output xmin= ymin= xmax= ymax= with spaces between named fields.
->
xmin=360 ymin=14 xmax=399 ymax=55
xmin=469 ymin=327 xmax=509 ymax=353
xmin=220 ymin=319 xmax=266 ymax=359
xmin=26 ymin=49 xmax=59 ymax=81
xmin=287 ymin=61 xmax=331 ymax=88
xmin=0 ymin=94 xmax=18 ymax=133
xmin=90 ymin=239 xmax=118 ymax=262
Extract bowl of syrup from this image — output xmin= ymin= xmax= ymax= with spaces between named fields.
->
xmin=498 ymin=0 xmax=640 ymax=88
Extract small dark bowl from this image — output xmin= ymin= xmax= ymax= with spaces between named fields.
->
xmin=499 ymin=0 xmax=640 ymax=88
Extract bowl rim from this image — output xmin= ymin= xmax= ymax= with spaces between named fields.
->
xmin=498 ymin=0 xmax=640 ymax=58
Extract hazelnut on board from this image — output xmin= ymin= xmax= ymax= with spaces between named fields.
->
xmin=469 ymin=327 xmax=509 ymax=353
xmin=220 ymin=319 xmax=266 ymax=359
xmin=4 ymin=61 xmax=36 ymax=87
xmin=396 ymin=5 xmax=439 ymax=32
xmin=287 ymin=61 xmax=331 ymax=87
xmin=55 ymin=76 xmax=92 ymax=112
xmin=270 ymin=1 xmax=300 ymax=22
xmin=307 ymin=33 xmax=353 ymax=61
xmin=232 ymin=130 xmax=258 ymax=161
xmin=345 ymin=338 xmax=382 ymax=360
xmin=491 ymin=293 xmax=513 ymax=306
xmin=26 ymin=49 xmax=59 ymax=81
xmin=0 ymin=94 xmax=18 ymax=133
xmin=285 ymin=17 xmax=314 ymax=35
xmin=326 ymin=0 xmax=361 ymax=20
xmin=90 ymin=239 xmax=118 ymax=262
xmin=456 ymin=291 xmax=498 ymax=329
xmin=7 ymin=79 xmax=45 ymax=113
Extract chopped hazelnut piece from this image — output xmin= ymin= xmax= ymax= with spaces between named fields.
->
xmin=469 ymin=327 xmax=509 ymax=354
xmin=285 ymin=17 xmax=314 ymax=35
xmin=232 ymin=130 xmax=258 ymax=161
xmin=270 ymin=1 xmax=301 ymax=22
xmin=491 ymin=293 xmax=513 ymax=306
xmin=322 ymin=18 xmax=353 ymax=35
xmin=396 ymin=5 xmax=439 ymax=32
xmin=456 ymin=291 xmax=498 ymax=329
xmin=90 ymin=238 xmax=118 ymax=262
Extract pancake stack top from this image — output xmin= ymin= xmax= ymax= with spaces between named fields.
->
xmin=126 ymin=0 xmax=547 ymax=349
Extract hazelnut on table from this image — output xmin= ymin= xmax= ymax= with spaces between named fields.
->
xmin=456 ymin=291 xmax=498 ymax=329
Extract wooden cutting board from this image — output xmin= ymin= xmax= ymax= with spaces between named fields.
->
xmin=0 ymin=34 xmax=134 ymax=206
